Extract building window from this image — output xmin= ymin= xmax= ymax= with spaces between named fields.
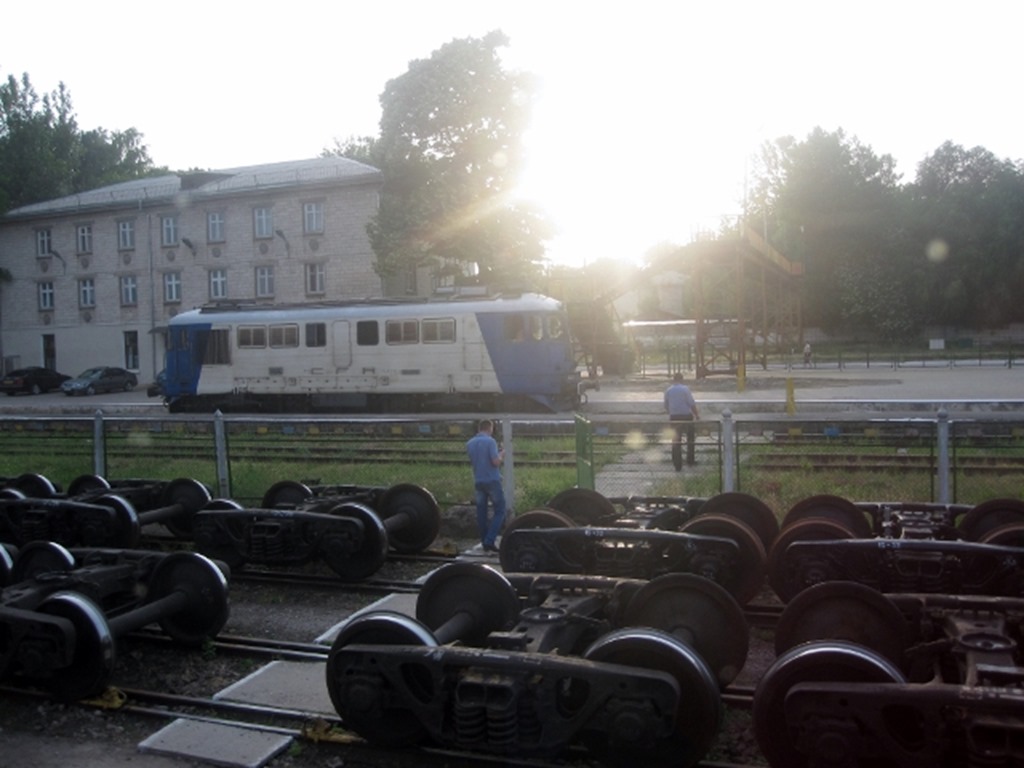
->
xmin=209 ymin=268 xmax=227 ymax=300
xmin=161 ymin=216 xmax=178 ymax=247
xmin=305 ymin=262 xmax=325 ymax=295
xmin=124 ymin=331 xmax=139 ymax=370
xmin=118 ymin=220 xmax=135 ymax=250
xmin=207 ymin=211 xmax=225 ymax=243
xmin=120 ymin=275 xmax=138 ymax=306
xmin=253 ymin=207 xmax=273 ymax=239
xmin=36 ymin=228 xmax=52 ymax=257
xmin=76 ymin=224 xmax=93 ymax=254
xmin=303 ymin=201 xmax=324 ymax=234
xmin=38 ymin=282 xmax=54 ymax=311
xmin=78 ymin=278 xmax=96 ymax=308
xmin=163 ymin=271 xmax=182 ymax=303
xmin=255 ymin=265 xmax=274 ymax=298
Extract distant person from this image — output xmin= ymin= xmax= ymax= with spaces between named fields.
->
xmin=803 ymin=342 xmax=812 ymax=367
xmin=664 ymin=372 xmax=700 ymax=469
xmin=466 ymin=418 xmax=506 ymax=552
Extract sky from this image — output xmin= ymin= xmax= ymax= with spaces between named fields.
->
xmin=4 ymin=1 xmax=1022 ymax=267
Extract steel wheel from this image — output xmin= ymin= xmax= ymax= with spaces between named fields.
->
xmin=768 ymin=517 xmax=858 ymax=602
xmin=66 ymin=474 xmax=111 ymax=497
xmin=12 ymin=472 xmax=58 ymax=499
xmin=326 ymin=611 xmax=437 ymax=747
xmin=0 ymin=543 xmax=14 ymax=587
xmin=583 ymin=627 xmax=722 ymax=768
xmin=192 ymin=499 xmax=248 ymax=570
xmin=159 ymin=478 xmax=212 ymax=539
xmin=377 ymin=483 xmax=440 ymax=553
xmin=11 ymin=541 xmax=76 ymax=582
xmin=774 ymin=581 xmax=910 ymax=667
xmin=978 ymin=520 xmax=1024 ymax=547
xmin=699 ymin=492 xmax=780 ymax=551
xmin=321 ymin=502 xmax=388 ymax=580
xmin=753 ymin=641 xmax=906 ymax=768
xmin=959 ymin=498 xmax=1024 ymax=542
xmin=782 ymin=494 xmax=872 ymax=539
xmin=416 ymin=562 xmax=519 ymax=645
xmin=91 ymin=493 xmax=141 ymax=547
xmin=260 ymin=480 xmax=313 ymax=509
xmin=624 ymin=572 xmax=748 ymax=687
xmin=37 ymin=591 xmax=115 ymax=701
xmin=679 ymin=513 xmax=767 ymax=604
xmin=499 ymin=507 xmax=576 ymax=572
xmin=547 ymin=487 xmax=618 ymax=526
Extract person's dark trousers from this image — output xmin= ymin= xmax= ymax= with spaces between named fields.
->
xmin=670 ymin=414 xmax=696 ymax=469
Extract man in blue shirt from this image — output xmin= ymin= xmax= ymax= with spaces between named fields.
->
xmin=466 ymin=418 xmax=506 ymax=552
xmin=664 ymin=372 xmax=700 ymax=469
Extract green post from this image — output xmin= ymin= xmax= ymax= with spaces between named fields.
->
xmin=575 ymin=413 xmax=595 ymax=490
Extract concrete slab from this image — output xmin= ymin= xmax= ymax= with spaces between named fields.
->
xmin=138 ymin=719 xmax=292 ymax=768
xmin=215 ymin=660 xmax=335 ymax=717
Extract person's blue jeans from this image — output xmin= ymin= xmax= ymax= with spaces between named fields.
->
xmin=474 ymin=479 xmax=507 ymax=547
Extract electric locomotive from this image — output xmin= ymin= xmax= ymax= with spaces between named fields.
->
xmin=162 ymin=292 xmax=582 ymax=413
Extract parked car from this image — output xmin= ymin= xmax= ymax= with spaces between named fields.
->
xmin=61 ymin=367 xmax=138 ymax=396
xmin=0 ymin=367 xmax=71 ymax=395
xmin=147 ymin=369 xmax=167 ymax=397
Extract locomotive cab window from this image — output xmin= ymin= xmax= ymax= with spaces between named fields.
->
xmin=269 ymin=323 xmax=299 ymax=348
xmin=548 ymin=315 xmax=566 ymax=339
xmin=504 ymin=315 xmax=525 ymax=341
xmin=422 ymin=317 xmax=455 ymax=343
xmin=356 ymin=320 xmax=379 ymax=346
xmin=305 ymin=322 xmax=327 ymax=347
xmin=203 ymin=329 xmax=231 ymax=364
xmin=238 ymin=325 xmax=267 ymax=348
xmin=529 ymin=315 xmax=544 ymax=341
xmin=386 ymin=319 xmax=419 ymax=344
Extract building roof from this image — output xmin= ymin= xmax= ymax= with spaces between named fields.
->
xmin=3 ymin=156 xmax=382 ymax=221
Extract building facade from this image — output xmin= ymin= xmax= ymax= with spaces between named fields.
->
xmin=0 ymin=157 xmax=383 ymax=383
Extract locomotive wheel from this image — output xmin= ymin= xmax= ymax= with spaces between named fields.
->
xmin=978 ymin=520 xmax=1024 ymax=547
xmin=774 ymin=581 xmax=910 ymax=667
xmin=582 ymin=627 xmax=722 ymax=768
xmin=624 ymin=572 xmax=748 ymax=687
xmin=159 ymin=478 xmax=212 ymax=539
xmin=11 ymin=540 xmax=76 ymax=582
xmin=753 ymin=641 xmax=906 ymax=768
xmin=11 ymin=472 xmax=58 ymax=499
xmin=377 ymin=483 xmax=440 ymax=553
xmin=93 ymin=493 xmax=142 ymax=547
xmin=146 ymin=552 xmax=229 ymax=645
xmin=547 ymin=487 xmax=617 ymax=526
xmin=698 ymin=492 xmax=780 ymax=551
xmin=0 ymin=487 xmax=26 ymax=501
xmin=767 ymin=517 xmax=858 ymax=603
xmin=326 ymin=611 xmax=437 ymax=747
xmin=321 ymin=503 xmax=389 ymax=580
xmin=0 ymin=543 xmax=14 ymax=587
xmin=66 ymin=474 xmax=111 ymax=497
xmin=959 ymin=498 xmax=1024 ymax=542
xmin=678 ymin=513 xmax=767 ymax=605
xmin=192 ymin=499 xmax=247 ymax=570
xmin=499 ymin=507 xmax=576 ymax=572
xmin=781 ymin=494 xmax=872 ymax=539
xmin=416 ymin=562 xmax=519 ymax=646
xmin=37 ymin=591 xmax=115 ymax=702
xmin=260 ymin=480 xmax=313 ymax=509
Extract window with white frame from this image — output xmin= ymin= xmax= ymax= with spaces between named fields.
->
xmin=118 ymin=220 xmax=135 ymax=250
xmin=305 ymin=262 xmax=326 ymax=295
xmin=209 ymin=268 xmax=227 ymax=300
xmin=303 ymin=201 xmax=324 ymax=234
xmin=36 ymin=228 xmax=52 ymax=257
xmin=253 ymin=207 xmax=273 ymax=239
xmin=78 ymin=278 xmax=96 ymax=308
xmin=163 ymin=271 xmax=182 ymax=303
xmin=207 ymin=211 xmax=225 ymax=242
xmin=38 ymin=282 xmax=54 ymax=311
xmin=76 ymin=224 xmax=93 ymax=254
xmin=120 ymin=275 xmax=138 ymax=306
xmin=255 ymin=265 xmax=274 ymax=298
xmin=161 ymin=216 xmax=178 ymax=247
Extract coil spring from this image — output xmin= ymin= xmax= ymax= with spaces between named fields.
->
xmin=454 ymin=701 xmax=487 ymax=745
xmin=517 ymin=693 xmax=541 ymax=745
xmin=20 ymin=513 xmax=53 ymax=544
xmin=250 ymin=522 xmax=288 ymax=560
xmin=592 ymin=543 xmax=642 ymax=577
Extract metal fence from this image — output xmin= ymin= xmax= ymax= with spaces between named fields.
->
xmin=0 ymin=411 xmax=1021 ymax=522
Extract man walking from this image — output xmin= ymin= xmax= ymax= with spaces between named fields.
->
xmin=466 ymin=418 xmax=506 ymax=552
xmin=664 ymin=372 xmax=700 ymax=469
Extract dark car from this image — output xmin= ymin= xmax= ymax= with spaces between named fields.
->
xmin=147 ymin=369 xmax=167 ymax=397
xmin=61 ymin=366 xmax=138 ymax=396
xmin=0 ymin=366 xmax=71 ymax=395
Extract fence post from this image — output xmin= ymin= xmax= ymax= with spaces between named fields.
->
xmin=936 ymin=408 xmax=950 ymax=504
xmin=721 ymin=409 xmax=735 ymax=492
xmin=93 ymin=410 xmax=106 ymax=477
xmin=574 ymin=413 xmax=595 ymax=490
xmin=501 ymin=418 xmax=516 ymax=513
xmin=214 ymin=410 xmax=231 ymax=498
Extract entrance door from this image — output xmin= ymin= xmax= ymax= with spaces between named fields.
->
xmin=42 ymin=334 xmax=56 ymax=370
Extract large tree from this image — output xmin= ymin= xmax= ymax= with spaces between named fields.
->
xmin=364 ymin=31 xmax=552 ymax=293
xmin=0 ymin=72 xmax=157 ymax=214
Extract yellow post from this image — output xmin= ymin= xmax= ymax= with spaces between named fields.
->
xmin=786 ymin=377 xmax=796 ymax=415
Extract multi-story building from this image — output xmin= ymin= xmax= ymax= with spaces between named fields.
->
xmin=0 ymin=157 xmax=383 ymax=383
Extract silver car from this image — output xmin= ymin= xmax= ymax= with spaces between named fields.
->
xmin=61 ymin=366 xmax=138 ymax=396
